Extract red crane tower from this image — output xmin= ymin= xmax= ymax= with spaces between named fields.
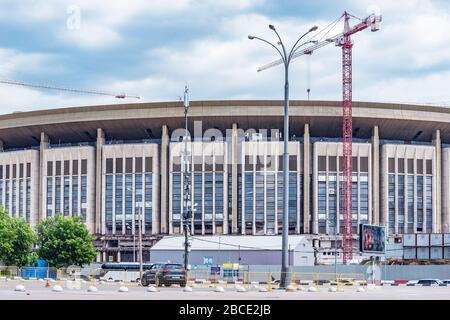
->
xmin=258 ymin=11 xmax=381 ymax=264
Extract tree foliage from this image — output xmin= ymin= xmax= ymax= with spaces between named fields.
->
xmin=36 ymin=214 xmax=97 ymax=268
xmin=0 ymin=208 xmax=37 ymax=267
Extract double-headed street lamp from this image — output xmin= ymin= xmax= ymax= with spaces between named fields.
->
xmin=249 ymin=24 xmax=318 ymax=288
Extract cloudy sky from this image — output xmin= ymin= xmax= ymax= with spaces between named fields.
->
xmin=0 ymin=0 xmax=449 ymax=113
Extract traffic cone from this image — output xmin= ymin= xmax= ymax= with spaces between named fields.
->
xmin=45 ymin=278 xmax=50 ymax=288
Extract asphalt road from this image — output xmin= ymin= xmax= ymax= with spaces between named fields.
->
xmin=1 ymin=280 xmax=450 ymax=300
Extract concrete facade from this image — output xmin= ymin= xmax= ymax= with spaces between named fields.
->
xmin=0 ymin=100 xmax=449 ymax=261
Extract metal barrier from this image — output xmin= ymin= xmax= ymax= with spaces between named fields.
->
xmin=0 ymin=266 xmax=19 ymax=278
xmin=0 ymin=266 xmax=368 ymax=292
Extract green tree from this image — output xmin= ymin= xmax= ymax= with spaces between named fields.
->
xmin=36 ymin=214 xmax=97 ymax=268
xmin=0 ymin=208 xmax=37 ymax=267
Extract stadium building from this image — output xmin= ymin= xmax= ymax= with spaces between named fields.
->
xmin=0 ymin=100 xmax=449 ymax=262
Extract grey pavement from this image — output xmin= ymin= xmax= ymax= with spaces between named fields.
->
xmin=1 ymin=280 xmax=450 ymax=300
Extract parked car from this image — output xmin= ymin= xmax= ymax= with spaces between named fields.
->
xmin=416 ymin=279 xmax=444 ymax=286
xmin=440 ymin=279 xmax=450 ymax=285
xmin=141 ymin=263 xmax=186 ymax=287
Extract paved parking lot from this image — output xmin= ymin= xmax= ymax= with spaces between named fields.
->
xmin=1 ymin=280 xmax=450 ymax=299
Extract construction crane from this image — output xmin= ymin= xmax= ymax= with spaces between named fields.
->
xmin=258 ymin=11 xmax=381 ymax=264
xmin=0 ymin=79 xmax=141 ymax=100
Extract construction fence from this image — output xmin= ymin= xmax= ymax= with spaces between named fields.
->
xmin=0 ymin=265 xmax=368 ymax=289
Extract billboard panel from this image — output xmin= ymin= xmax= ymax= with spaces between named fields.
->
xmin=359 ymin=224 xmax=386 ymax=254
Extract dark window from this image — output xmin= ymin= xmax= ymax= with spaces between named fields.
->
xmin=27 ymin=163 xmax=31 ymax=178
xmin=398 ymin=158 xmax=405 ymax=174
xmin=360 ymin=157 xmax=368 ymax=173
xmin=255 ymin=156 xmax=264 ymax=171
xmin=13 ymin=164 xmax=16 ymax=178
xmin=125 ymin=158 xmax=133 ymax=173
xmin=329 ymin=156 xmax=337 ymax=172
xmin=0 ymin=165 xmax=2 ymax=179
xmin=318 ymin=156 xmax=326 ymax=171
xmin=216 ymin=156 xmax=224 ymax=171
xmin=388 ymin=158 xmax=395 ymax=173
xmin=116 ymin=158 xmax=123 ymax=174
xmin=106 ymin=158 xmax=113 ymax=174
xmin=352 ymin=156 xmax=358 ymax=172
xmin=64 ymin=160 xmax=70 ymax=175
xmin=73 ymin=160 xmax=79 ymax=175
xmin=19 ymin=163 xmax=23 ymax=178
xmin=417 ymin=159 xmax=423 ymax=174
xmin=276 ymin=155 xmax=282 ymax=171
xmin=245 ymin=155 xmax=253 ymax=171
xmin=55 ymin=161 xmax=61 ymax=176
xmin=426 ymin=160 xmax=432 ymax=175
xmin=173 ymin=159 xmax=181 ymax=172
xmin=47 ymin=161 xmax=53 ymax=176
xmin=135 ymin=157 xmax=143 ymax=173
xmin=81 ymin=159 xmax=87 ymax=175
xmin=289 ymin=155 xmax=297 ymax=171
xmin=145 ymin=157 xmax=153 ymax=173
xmin=339 ymin=156 xmax=343 ymax=171
xmin=5 ymin=165 xmax=9 ymax=179
xmin=407 ymin=159 xmax=414 ymax=174
xmin=205 ymin=156 xmax=214 ymax=171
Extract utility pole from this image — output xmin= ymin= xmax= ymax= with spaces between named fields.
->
xmin=182 ymin=85 xmax=192 ymax=276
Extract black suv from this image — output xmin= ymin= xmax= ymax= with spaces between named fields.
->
xmin=141 ymin=263 xmax=187 ymax=287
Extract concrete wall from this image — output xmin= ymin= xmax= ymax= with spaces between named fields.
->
xmin=150 ymin=249 xmax=315 ymax=266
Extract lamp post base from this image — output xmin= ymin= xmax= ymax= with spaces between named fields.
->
xmin=280 ymin=265 xmax=292 ymax=288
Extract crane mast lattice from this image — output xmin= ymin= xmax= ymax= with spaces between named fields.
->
xmin=257 ymin=11 xmax=381 ymax=264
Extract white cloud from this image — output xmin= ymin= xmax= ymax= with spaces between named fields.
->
xmin=58 ymin=22 xmax=121 ymax=50
xmin=0 ymin=0 xmax=450 ymax=112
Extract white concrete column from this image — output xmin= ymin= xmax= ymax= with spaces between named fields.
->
xmin=160 ymin=125 xmax=169 ymax=234
xmin=371 ymin=126 xmax=380 ymax=225
xmin=433 ymin=129 xmax=441 ymax=233
xmin=380 ymin=145 xmax=387 ymax=228
xmin=231 ymin=123 xmax=238 ymax=233
xmin=303 ymin=124 xmax=311 ymax=234
xmin=312 ymin=138 xmax=318 ymax=234
xmin=442 ymin=149 xmax=450 ymax=233
xmin=38 ymin=132 xmax=49 ymax=222
xmin=95 ymin=128 xmax=104 ymax=234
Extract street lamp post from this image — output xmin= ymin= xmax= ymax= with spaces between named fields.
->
xmin=137 ymin=203 xmax=143 ymax=281
xmin=126 ymin=186 xmax=144 ymax=282
xmin=126 ymin=223 xmax=136 ymax=263
xmin=182 ymin=85 xmax=192 ymax=275
xmin=249 ymin=24 xmax=318 ymax=288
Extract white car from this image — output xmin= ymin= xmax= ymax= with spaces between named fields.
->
xmin=415 ymin=279 xmax=444 ymax=286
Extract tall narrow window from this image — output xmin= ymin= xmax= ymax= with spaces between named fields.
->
xmin=144 ymin=174 xmax=152 ymax=232
xmin=47 ymin=177 xmax=53 ymax=217
xmin=81 ymin=176 xmax=87 ymax=221
xmin=244 ymin=173 xmax=253 ymax=234
xmin=63 ymin=176 xmax=70 ymax=216
xmin=72 ymin=176 xmax=79 ymax=215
